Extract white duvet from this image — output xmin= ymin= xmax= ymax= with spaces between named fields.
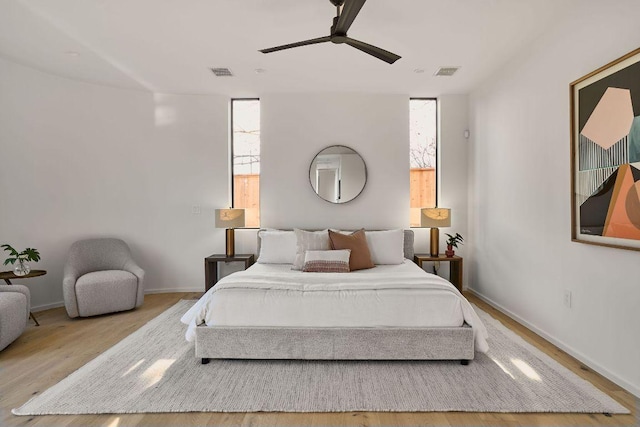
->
xmin=181 ymin=260 xmax=489 ymax=353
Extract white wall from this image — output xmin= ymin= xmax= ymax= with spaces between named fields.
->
xmin=0 ymin=57 xmax=230 ymax=309
xmin=259 ymin=93 xmax=410 ymax=230
xmin=469 ymin=1 xmax=640 ymax=396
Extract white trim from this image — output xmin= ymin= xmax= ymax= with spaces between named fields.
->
xmin=468 ymin=288 xmax=640 ymax=398
xmin=31 ymin=301 xmax=65 ymax=312
xmin=31 ymin=290 xmax=201 ymax=312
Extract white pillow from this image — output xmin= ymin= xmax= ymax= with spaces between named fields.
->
xmin=257 ymin=230 xmax=297 ymax=264
xmin=302 ymin=249 xmax=351 ymax=273
xmin=292 ymin=229 xmax=330 ymax=270
xmin=365 ymin=229 xmax=405 ymax=264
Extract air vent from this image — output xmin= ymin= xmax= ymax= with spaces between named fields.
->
xmin=434 ymin=67 xmax=460 ymax=77
xmin=211 ymin=68 xmax=233 ymax=77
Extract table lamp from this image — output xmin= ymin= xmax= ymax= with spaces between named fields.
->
xmin=215 ymin=208 xmax=245 ymax=257
xmin=421 ymin=208 xmax=451 ymax=257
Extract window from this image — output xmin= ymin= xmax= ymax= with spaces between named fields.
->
xmin=409 ymin=98 xmax=437 ymax=227
xmin=231 ymin=99 xmax=260 ymax=228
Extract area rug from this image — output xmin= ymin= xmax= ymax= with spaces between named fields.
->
xmin=13 ymin=300 xmax=628 ymax=415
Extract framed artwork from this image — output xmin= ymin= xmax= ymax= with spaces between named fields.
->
xmin=570 ymin=47 xmax=640 ymax=251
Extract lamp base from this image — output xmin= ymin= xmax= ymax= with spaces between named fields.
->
xmin=225 ymin=228 xmax=235 ymax=257
xmin=430 ymin=227 xmax=439 ymax=257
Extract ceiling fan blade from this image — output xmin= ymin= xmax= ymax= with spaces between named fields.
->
xmin=344 ymin=37 xmax=401 ymax=64
xmin=335 ymin=0 xmax=366 ymax=34
xmin=260 ymin=36 xmax=331 ymax=54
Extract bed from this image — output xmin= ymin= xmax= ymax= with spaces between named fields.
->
xmin=181 ymin=230 xmax=488 ymax=364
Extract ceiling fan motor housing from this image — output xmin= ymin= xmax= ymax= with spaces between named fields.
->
xmin=331 ymin=35 xmax=347 ymax=44
xmin=330 ymin=16 xmax=347 ymax=43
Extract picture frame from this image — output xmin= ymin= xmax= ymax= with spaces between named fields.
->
xmin=570 ymin=47 xmax=640 ymax=251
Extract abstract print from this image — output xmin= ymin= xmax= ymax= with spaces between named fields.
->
xmin=576 ymin=56 xmax=640 ymax=242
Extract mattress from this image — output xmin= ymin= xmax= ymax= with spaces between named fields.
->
xmin=181 ymin=260 xmax=488 ymax=352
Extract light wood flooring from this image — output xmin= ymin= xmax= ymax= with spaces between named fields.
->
xmin=0 ymin=292 xmax=636 ymax=426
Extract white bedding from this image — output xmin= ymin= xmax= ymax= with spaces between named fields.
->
xmin=181 ymin=260 xmax=489 ymax=352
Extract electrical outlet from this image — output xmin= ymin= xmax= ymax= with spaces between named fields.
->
xmin=191 ymin=205 xmax=201 ymax=215
xmin=563 ymin=290 xmax=572 ymax=308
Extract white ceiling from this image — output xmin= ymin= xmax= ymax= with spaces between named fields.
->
xmin=0 ymin=0 xmax=574 ymax=96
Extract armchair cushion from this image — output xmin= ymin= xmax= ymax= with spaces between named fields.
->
xmin=0 ymin=284 xmax=30 ymax=351
xmin=76 ymin=270 xmax=138 ymax=317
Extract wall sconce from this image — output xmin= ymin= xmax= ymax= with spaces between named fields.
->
xmin=215 ymin=208 xmax=245 ymax=257
xmin=421 ymin=208 xmax=451 ymax=257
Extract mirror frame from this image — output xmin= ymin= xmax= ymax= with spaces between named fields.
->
xmin=308 ymin=145 xmax=367 ymax=204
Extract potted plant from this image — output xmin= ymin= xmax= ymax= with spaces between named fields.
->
xmin=444 ymin=233 xmax=463 ymax=257
xmin=2 ymin=244 xmax=41 ymax=276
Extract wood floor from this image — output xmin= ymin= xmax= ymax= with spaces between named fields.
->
xmin=0 ymin=292 xmax=636 ymax=427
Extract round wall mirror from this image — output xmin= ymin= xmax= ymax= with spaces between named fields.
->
xmin=309 ymin=145 xmax=367 ymax=204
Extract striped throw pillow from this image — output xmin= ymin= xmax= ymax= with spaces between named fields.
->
xmin=302 ymin=249 xmax=351 ymax=273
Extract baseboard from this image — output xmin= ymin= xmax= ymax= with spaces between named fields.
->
xmin=468 ymin=288 xmax=640 ymax=398
xmin=31 ymin=289 xmax=201 ymax=312
xmin=32 ymin=301 xmax=65 ymax=313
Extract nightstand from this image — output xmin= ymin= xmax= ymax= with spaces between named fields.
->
xmin=414 ymin=254 xmax=463 ymax=292
xmin=204 ymin=254 xmax=255 ymax=291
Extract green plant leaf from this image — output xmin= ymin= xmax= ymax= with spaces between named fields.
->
xmin=444 ymin=233 xmax=464 ymax=248
xmin=1 ymin=244 xmax=19 ymax=257
xmin=23 ymin=248 xmax=41 ymax=262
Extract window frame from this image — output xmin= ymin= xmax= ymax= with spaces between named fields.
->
xmin=230 ymin=97 xmax=260 ymax=228
xmin=409 ymin=97 xmax=439 ymax=227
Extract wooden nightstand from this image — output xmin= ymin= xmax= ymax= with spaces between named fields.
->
xmin=204 ymin=254 xmax=255 ymax=291
xmin=414 ymin=254 xmax=463 ymax=292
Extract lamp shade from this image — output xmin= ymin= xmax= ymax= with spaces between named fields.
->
xmin=215 ymin=208 xmax=245 ymax=228
xmin=420 ymin=208 xmax=451 ymax=228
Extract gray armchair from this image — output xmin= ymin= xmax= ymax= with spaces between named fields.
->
xmin=0 ymin=284 xmax=30 ymax=351
xmin=63 ymin=238 xmax=145 ymax=318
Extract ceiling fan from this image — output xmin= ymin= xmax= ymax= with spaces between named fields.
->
xmin=259 ymin=0 xmax=401 ymax=64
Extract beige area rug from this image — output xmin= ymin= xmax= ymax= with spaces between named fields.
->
xmin=13 ymin=300 xmax=629 ymax=415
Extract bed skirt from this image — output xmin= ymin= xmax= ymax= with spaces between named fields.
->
xmin=195 ymin=324 xmax=475 ymax=362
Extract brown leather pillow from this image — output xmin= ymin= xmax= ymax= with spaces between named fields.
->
xmin=328 ymin=229 xmax=374 ymax=271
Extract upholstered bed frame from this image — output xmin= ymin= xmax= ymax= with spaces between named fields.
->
xmin=195 ymin=230 xmax=475 ymax=364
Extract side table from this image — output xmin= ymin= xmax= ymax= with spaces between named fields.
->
xmin=204 ymin=254 xmax=255 ymax=292
xmin=0 ymin=269 xmax=47 ymax=326
xmin=414 ymin=254 xmax=463 ymax=292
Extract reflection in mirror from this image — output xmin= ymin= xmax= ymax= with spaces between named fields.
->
xmin=309 ymin=145 xmax=367 ymax=204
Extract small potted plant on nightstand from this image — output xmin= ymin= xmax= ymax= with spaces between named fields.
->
xmin=2 ymin=244 xmax=41 ymax=276
xmin=444 ymin=233 xmax=463 ymax=257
